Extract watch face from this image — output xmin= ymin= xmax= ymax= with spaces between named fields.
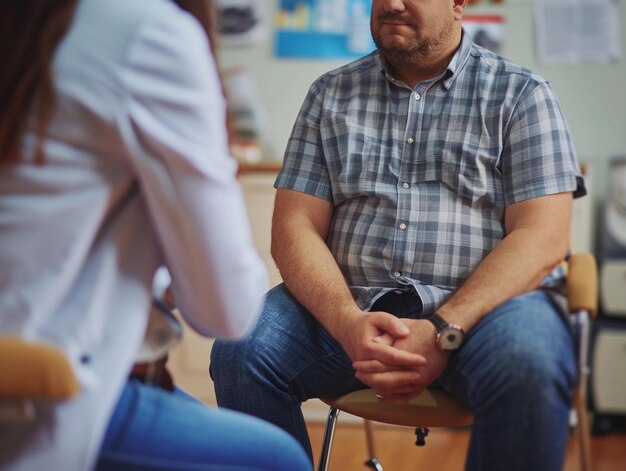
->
xmin=438 ymin=325 xmax=464 ymax=350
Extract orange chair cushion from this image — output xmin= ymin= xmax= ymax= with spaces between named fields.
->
xmin=566 ymin=252 xmax=598 ymax=318
xmin=0 ymin=335 xmax=79 ymax=400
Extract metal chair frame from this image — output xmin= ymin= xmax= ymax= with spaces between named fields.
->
xmin=318 ymin=252 xmax=598 ymax=471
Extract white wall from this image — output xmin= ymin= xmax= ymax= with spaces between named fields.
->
xmin=218 ymin=0 xmax=626 ymax=245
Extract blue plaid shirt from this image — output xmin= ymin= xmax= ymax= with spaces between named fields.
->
xmin=275 ymin=32 xmax=585 ymax=314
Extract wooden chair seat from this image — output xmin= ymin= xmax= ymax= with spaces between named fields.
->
xmin=321 ymin=388 xmax=472 ymax=428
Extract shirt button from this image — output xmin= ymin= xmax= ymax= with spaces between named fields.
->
xmin=394 ymin=271 xmax=402 ymax=277
xmin=399 ymin=223 xmax=407 ymax=230
xmin=402 ymin=182 xmax=410 ymax=189
xmin=414 ymin=93 xmax=421 ymax=101
xmin=407 ymin=137 xmax=414 ymax=144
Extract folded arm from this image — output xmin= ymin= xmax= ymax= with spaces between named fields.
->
xmin=354 ymin=191 xmax=574 ymax=398
xmin=120 ymin=13 xmax=267 ymax=339
xmin=437 ymin=191 xmax=573 ymax=331
xmin=271 ymin=188 xmax=425 ymax=369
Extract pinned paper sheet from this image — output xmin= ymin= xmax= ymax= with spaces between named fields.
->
xmin=534 ymin=0 xmax=621 ymax=65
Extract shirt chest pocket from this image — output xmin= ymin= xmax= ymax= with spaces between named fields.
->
xmin=410 ymin=133 xmax=504 ymax=207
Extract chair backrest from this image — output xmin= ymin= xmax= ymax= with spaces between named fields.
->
xmin=0 ymin=335 xmax=79 ymax=421
xmin=566 ymin=252 xmax=598 ymax=318
xmin=565 ymin=252 xmax=598 ymax=471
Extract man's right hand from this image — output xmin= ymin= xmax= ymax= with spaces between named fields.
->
xmin=334 ymin=309 xmax=426 ymax=374
xmin=353 ymin=318 xmax=448 ymax=400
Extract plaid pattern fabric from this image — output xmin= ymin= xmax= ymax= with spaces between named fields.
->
xmin=275 ymin=32 xmax=585 ymax=313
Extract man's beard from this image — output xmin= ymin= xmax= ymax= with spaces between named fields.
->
xmin=371 ymin=13 xmax=453 ymax=68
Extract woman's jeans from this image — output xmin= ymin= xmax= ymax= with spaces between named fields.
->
xmin=210 ymin=284 xmax=578 ymax=471
xmin=96 ymin=379 xmax=311 ymax=470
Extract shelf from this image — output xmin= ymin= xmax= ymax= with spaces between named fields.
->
xmin=237 ymin=161 xmax=282 ymax=175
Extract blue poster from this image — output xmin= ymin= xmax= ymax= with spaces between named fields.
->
xmin=275 ymin=0 xmax=376 ymax=59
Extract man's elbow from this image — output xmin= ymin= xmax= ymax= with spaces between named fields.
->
xmin=542 ymin=235 xmax=570 ymax=272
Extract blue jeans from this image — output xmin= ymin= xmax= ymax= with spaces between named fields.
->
xmin=210 ymin=284 xmax=577 ymax=471
xmin=96 ymin=379 xmax=311 ymax=470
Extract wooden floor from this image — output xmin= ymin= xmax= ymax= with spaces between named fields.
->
xmin=307 ymin=421 xmax=626 ymax=471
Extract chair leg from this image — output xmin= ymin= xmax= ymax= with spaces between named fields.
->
xmin=575 ymin=390 xmax=592 ymax=471
xmin=415 ymin=427 xmax=429 ymax=446
xmin=364 ymin=458 xmax=383 ymax=471
xmin=573 ymin=310 xmax=592 ymax=471
xmin=318 ymin=407 xmax=341 ymax=471
xmin=363 ymin=419 xmax=383 ymax=470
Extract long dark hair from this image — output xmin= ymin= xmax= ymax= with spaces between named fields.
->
xmin=173 ymin=0 xmax=218 ymax=59
xmin=0 ymin=0 xmax=79 ymax=166
xmin=0 ymin=0 xmax=219 ymax=167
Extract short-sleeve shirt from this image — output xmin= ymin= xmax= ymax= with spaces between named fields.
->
xmin=275 ymin=31 xmax=585 ymax=314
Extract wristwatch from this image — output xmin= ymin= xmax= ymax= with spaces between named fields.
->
xmin=426 ymin=313 xmax=465 ymax=351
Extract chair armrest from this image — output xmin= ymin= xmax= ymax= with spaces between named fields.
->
xmin=0 ymin=336 xmax=79 ymax=400
xmin=567 ymin=252 xmax=599 ymax=319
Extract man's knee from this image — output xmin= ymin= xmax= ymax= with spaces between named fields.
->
xmin=210 ymin=337 xmax=247 ymax=381
xmin=210 ymin=285 xmax=305 ymax=386
xmin=475 ymin=341 xmax=576 ymax=410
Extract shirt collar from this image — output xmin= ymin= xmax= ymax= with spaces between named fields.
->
xmin=442 ymin=28 xmax=472 ymax=89
xmin=377 ymin=28 xmax=473 ymax=90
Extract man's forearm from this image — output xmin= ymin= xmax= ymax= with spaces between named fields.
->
xmin=437 ymin=193 xmax=572 ymax=332
xmin=271 ymin=188 xmax=364 ymax=340
xmin=272 ymin=222 xmax=361 ymax=339
xmin=438 ymin=229 xmax=565 ymax=331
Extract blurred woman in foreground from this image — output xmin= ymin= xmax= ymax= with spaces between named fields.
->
xmin=0 ymin=0 xmax=310 ymax=469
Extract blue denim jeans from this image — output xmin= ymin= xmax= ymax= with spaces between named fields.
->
xmin=210 ymin=284 xmax=577 ymax=471
xmin=95 ymin=379 xmax=311 ymax=470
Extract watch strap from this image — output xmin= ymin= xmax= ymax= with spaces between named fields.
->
xmin=425 ymin=312 xmax=448 ymax=333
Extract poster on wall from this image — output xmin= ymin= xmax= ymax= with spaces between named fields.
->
xmin=274 ymin=0 xmax=375 ymax=59
xmin=463 ymin=15 xmax=505 ymax=54
xmin=216 ymin=0 xmax=268 ymax=46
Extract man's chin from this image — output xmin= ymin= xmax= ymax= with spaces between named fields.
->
xmin=378 ymin=43 xmax=414 ymax=59
xmin=375 ymin=37 xmax=403 ymax=52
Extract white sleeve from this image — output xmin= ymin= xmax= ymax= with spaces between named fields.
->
xmin=116 ymin=11 xmax=267 ymax=338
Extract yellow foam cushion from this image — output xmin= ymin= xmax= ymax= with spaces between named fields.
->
xmin=0 ymin=336 xmax=79 ymax=400
xmin=567 ymin=252 xmax=599 ymax=318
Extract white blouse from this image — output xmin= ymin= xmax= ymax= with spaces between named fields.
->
xmin=0 ymin=0 xmax=268 ymax=468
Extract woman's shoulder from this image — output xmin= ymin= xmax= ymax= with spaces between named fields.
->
xmin=79 ymin=0 xmax=184 ymax=26
xmin=73 ymin=0 xmax=193 ymax=45
xmin=60 ymin=0 xmax=209 ymax=89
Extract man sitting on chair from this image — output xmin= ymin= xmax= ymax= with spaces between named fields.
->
xmin=211 ymin=1 xmax=585 ymax=469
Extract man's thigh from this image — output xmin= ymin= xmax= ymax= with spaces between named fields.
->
xmin=211 ymin=283 xmax=365 ymax=401
xmin=438 ymin=289 xmax=578 ymax=408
